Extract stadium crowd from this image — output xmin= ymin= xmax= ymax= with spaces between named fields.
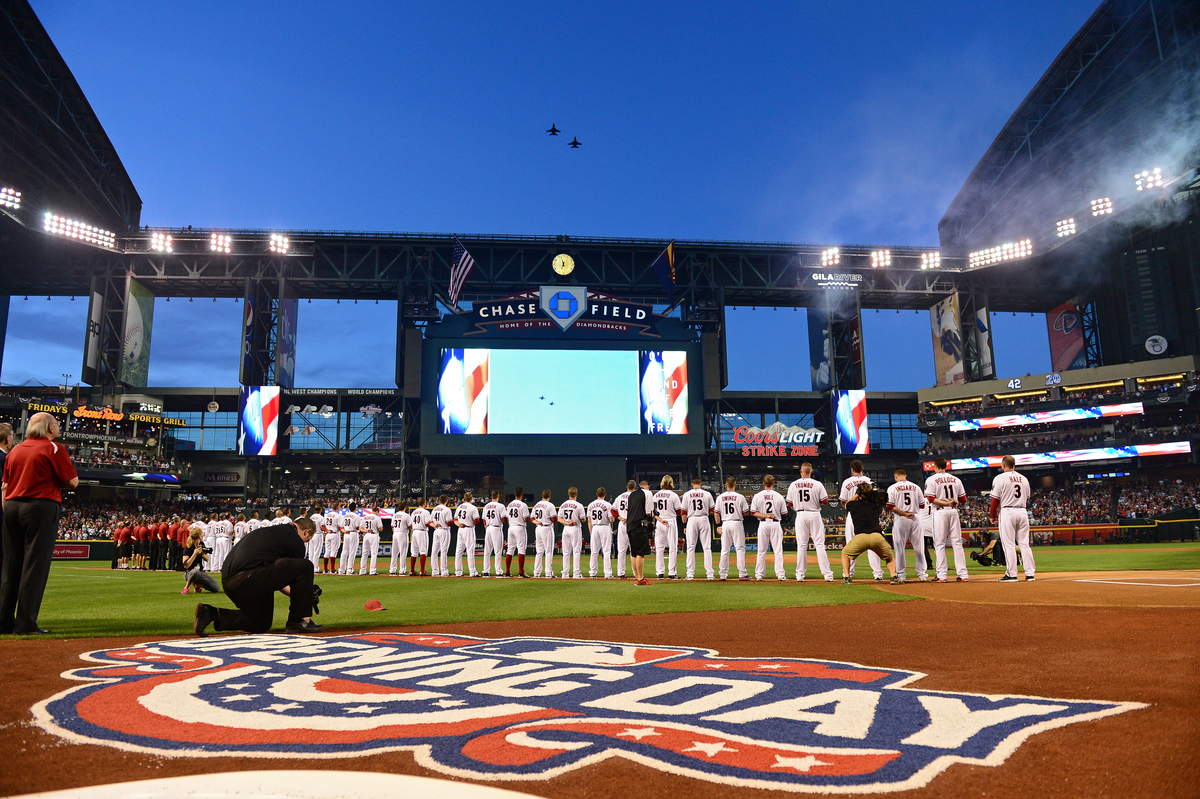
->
xmin=66 ymin=445 xmax=183 ymax=473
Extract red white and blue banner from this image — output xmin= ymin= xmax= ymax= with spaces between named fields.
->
xmin=926 ymin=441 xmax=1192 ymax=471
xmin=949 ymin=403 xmax=1144 ymax=432
xmin=32 ymin=634 xmax=1142 ymax=793
xmin=238 ymin=386 xmax=280 ymax=456
xmin=834 ymin=390 xmax=868 ymax=455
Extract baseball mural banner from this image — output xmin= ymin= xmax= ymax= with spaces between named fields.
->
xmin=1046 ymin=301 xmax=1087 ymax=372
xmin=120 ymin=278 xmax=155 ymax=388
xmin=930 ymin=294 xmax=964 ymax=386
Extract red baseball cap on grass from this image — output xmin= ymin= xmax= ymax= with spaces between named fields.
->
xmin=364 ymin=600 xmax=386 ymax=611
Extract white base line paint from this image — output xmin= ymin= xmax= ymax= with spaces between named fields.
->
xmin=1074 ymin=578 xmax=1200 ymax=587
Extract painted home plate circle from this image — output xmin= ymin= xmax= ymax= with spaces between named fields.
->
xmin=32 ymin=633 xmax=1145 ymax=793
xmin=12 ymin=770 xmax=540 ymax=799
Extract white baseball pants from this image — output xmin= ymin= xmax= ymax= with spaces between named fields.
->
xmin=755 ymin=520 xmax=785 ymax=580
xmin=482 ymin=526 xmax=504 ymax=575
xmin=845 ymin=514 xmax=884 ymax=579
xmin=891 ymin=516 xmax=926 ymax=578
xmin=560 ymin=525 xmax=583 ymax=578
xmin=454 ymin=526 xmax=478 ymax=577
xmin=719 ymin=520 xmax=747 ymax=579
xmin=359 ymin=533 xmax=380 ymax=574
xmin=999 ymin=508 xmax=1035 ymax=578
xmin=794 ymin=511 xmax=833 ymax=581
xmin=654 ymin=520 xmax=679 ymax=577
xmin=589 ymin=525 xmax=613 ymax=577
xmin=933 ymin=508 xmax=968 ymax=580
xmin=684 ymin=516 xmax=714 ymax=579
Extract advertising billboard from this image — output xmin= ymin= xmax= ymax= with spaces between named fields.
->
xmin=239 ymin=291 xmax=257 ymax=386
xmin=120 ymin=278 xmax=155 ymax=388
xmin=238 ymin=386 xmax=280 ymax=456
xmin=972 ymin=306 xmax=996 ymax=380
xmin=834 ymin=390 xmax=868 ymax=455
xmin=949 ymin=403 xmax=1144 ymax=432
xmin=808 ymin=310 xmax=832 ymax=392
xmin=930 ymin=294 xmax=964 ymax=386
xmin=924 ymin=441 xmax=1191 ymax=471
xmin=81 ymin=290 xmax=104 ymax=385
xmin=1046 ymin=301 xmax=1088 ymax=372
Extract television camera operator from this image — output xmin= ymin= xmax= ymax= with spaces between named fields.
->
xmin=194 ymin=516 xmax=324 ymax=636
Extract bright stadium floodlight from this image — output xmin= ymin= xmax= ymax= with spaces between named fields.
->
xmin=150 ymin=231 xmax=173 ymax=252
xmin=269 ymin=233 xmax=289 ymax=254
xmin=870 ymin=249 xmax=891 ymax=268
xmin=43 ymin=212 xmax=116 ymax=249
xmin=821 ymin=247 xmax=839 ymax=267
xmin=1056 ymin=218 xmax=1076 ymax=237
xmin=1134 ymin=168 xmax=1162 ymax=191
xmin=920 ymin=252 xmax=940 ymax=270
xmin=968 ymin=239 xmax=1032 ymax=269
xmin=0 ymin=187 xmax=21 ymax=210
xmin=1090 ymin=197 xmax=1112 ymax=216
xmin=209 ymin=232 xmax=232 ymax=253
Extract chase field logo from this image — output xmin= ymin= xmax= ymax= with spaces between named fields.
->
xmin=539 ymin=286 xmax=588 ymax=330
xmin=33 ymin=634 xmax=1144 ymax=793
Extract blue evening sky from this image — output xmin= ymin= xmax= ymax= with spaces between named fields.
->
xmin=4 ymin=1 xmax=1091 ymax=390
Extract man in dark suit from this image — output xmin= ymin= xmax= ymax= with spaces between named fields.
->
xmin=0 ymin=422 xmax=13 ymax=585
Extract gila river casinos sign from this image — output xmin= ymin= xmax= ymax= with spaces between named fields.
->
xmin=35 ymin=634 xmax=1142 ymax=793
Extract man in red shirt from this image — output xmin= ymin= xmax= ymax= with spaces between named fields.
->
xmin=167 ymin=519 xmax=181 ymax=571
xmin=1 ymin=412 xmax=79 ymax=635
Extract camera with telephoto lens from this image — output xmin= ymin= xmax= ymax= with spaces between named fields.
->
xmin=312 ymin=584 xmax=322 ymax=615
xmin=198 ymin=544 xmax=213 ymax=554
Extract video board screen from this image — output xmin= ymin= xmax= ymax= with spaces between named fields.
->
xmin=238 ymin=386 xmax=280 ymax=456
xmin=834 ymin=390 xmax=868 ymax=455
xmin=925 ymin=441 xmax=1191 ymax=471
xmin=437 ymin=348 xmax=688 ymax=435
xmin=949 ymin=402 xmax=1143 ymax=432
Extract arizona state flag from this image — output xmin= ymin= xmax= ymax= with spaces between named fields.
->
xmin=651 ymin=241 xmax=676 ymax=303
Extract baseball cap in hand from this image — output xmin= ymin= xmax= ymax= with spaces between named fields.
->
xmin=364 ymin=599 xmax=386 ymax=611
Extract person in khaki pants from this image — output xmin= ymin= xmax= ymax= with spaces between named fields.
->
xmin=840 ymin=482 xmax=900 ymax=585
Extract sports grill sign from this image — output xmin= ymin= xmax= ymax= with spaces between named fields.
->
xmin=463 ymin=288 xmax=661 ymax=336
xmin=35 ymin=633 xmax=1141 ymax=793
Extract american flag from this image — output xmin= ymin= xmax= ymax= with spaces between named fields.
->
xmin=449 ymin=236 xmax=476 ymax=307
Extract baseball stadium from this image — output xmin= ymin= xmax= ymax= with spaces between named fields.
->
xmin=0 ymin=1 xmax=1198 ymax=797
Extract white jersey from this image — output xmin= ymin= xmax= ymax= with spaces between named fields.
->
xmin=234 ymin=520 xmax=250 ymax=539
xmin=506 ymin=500 xmax=530 ymax=527
xmin=324 ymin=510 xmax=340 ymax=533
xmin=558 ymin=499 xmax=585 ymax=527
xmin=430 ymin=505 xmax=453 ymax=529
xmin=482 ymin=501 xmax=506 ymax=529
xmin=275 ymin=515 xmax=292 ymax=527
xmin=338 ymin=513 xmax=358 ymax=532
xmin=991 ymin=470 xmax=1031 ymax=509
xmin=587 ymin=498 xmax=614 ymax=528
xmin=715 ymin=491 xmax=750 ymax=522
xmin=410 ymin=507 xmax=431 ymax=532
xmin=681 ymin=488 xmax=715 ymax=519
xmin=786 ymin=478 xmax=828 ymax=513
xmin=392 ymin=510 xmax=412 ymax=535
xmin=653 ymin=490 xmax=683 ymax=524
xmin=212 ymin=520 xmax=234 ymax=541
xmin=840 ymin=475 xmax=874 ymax=504
xmin=455 ymin=503 xmax=480 ymax=528
xmin=531 ymin=500 xmax=557 ymax=528
xmin=925 ymin=472 xmax=966 ymax=508
xmin=306 ymin=514 xmax=324 ymax=534
xmin=886 ymin=480 xmax=926 ymax=516
xmin=614 ymin=491 xmax=631 ymax=522
xmin=359 ymin=512 xmax=383 ymax=534
xmin=750 ymin=489 xmax=787 ymax=522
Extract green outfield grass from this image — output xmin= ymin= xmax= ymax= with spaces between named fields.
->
xmin=9 ymin=542 xmax=1198 ymax=639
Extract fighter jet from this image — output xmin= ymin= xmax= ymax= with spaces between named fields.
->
xmin=546 ymin=124 xmax=560 ymax=136
xmin=539 ymin=396 xmax=545 ymax=400
xmin=568 ymin=137 xmax=581 ymax=148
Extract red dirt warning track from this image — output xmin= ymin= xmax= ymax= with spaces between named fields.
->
xmin=1 ymin=571 xmax=1196 ymax=798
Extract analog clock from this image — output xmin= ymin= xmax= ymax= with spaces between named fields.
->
xmin=552 ymin=253 xmax=575 ymax=276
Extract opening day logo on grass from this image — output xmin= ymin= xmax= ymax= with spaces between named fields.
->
xmin=34 ymin=634 xmax=1143 ymax=793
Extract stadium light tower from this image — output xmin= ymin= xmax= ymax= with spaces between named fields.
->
xmin=1090 ymin=197 xmax=1113 ymax=216
xmin=870 ymin=249 xmax=891 ymax=268
xmin=269 ymin=233 xmax=289 ymax=254
xmin=209 ymin=233 xmax=232 ymax=254
xmin=820 ymin=247 xmax=839 ymax=267
xmin=1056 ymin=218 xmax=1076 ymax=237
xmin=968 ymin=239 xmax=1032 ymax=269
xmin=0 ymin=187 xmax=20 ymax=209
xmin=43 ymin=212 xmax=116 ymax=249
xmin=150 ymin=231 xmax=173 ymax=252
xmin=1134 ymin=168 xmax=1163 ymax=191
xmin=920 ymin=252 xmax=940 ymax=270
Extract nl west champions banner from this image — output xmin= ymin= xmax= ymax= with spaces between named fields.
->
xmin=238 ymin=386 xmax=280 ymax=456
xmin=835 ymin=390 xmax=869 ymax=455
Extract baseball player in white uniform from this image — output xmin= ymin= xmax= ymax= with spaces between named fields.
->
xmin=305 ymin=508 xmax=325 ymax=572
xmin=991 ymin=455 xmax=1035 ymax=581
xmin=715 ymin=477 xmax=749 ymax=580
xmin=358 ymin=507 xmax=383 ymax=575
xmin=201 ymin=515 xmax=216 ymax=556
xmin=786 ymin=464 xmax=835 ymax=582
xmin=505 ymin=489 xmax=531 ymax=578
xmin=751 ymin=475 xmax=788 ymax=581
xmin=389 ymin=505 xmax=411 ymax=575
xmin=557 ymin=488 xmax=586 ymax=579
xmin=587 ymin=488 xmax=614 ymax=579
xmin=681 ymin=478 xmax=716 ymax=580
xmin=613 ymin=487 xmax=631 ymax=578
xmin=430 ymin=495 xmax=454 ymax=577
xmin=925 ymin=458 xmax=970 ymax=582
xmin=840 ymin=461 xmax=885 ymax=581
xmin=886 ymin=468 xmax=928 ymax=582
xmin=322 ymin=508 xmax=341 ymax=574
xmin=653 ymin=476 xmax=683 ymax=579
xmin=274 ymin=509 xmax=293 ymax=526
xmin=481 ymin=491 xmax=507 ymax=577
xmin=531 ymin=490 xmax=558 ymax=578
xmin=234 ymin=515 xmax=249 ymax=545
xmin=210 ymin=516 xmax=233 ymax=571
xmin=409 ymin=499 xmax=431 ymax=576
xmin=338 ymin=506 xmax=361 ymax=575
xmin=453 ymin=493 xmax=480 ymax=577
xmin=246 ymin=512 xmax=261 ymax=533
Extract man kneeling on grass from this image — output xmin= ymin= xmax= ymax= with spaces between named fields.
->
xmin=194 ymin=517 xmax=324 ymax=636
xmin=841 ymin=483 xmax=901 ymax=585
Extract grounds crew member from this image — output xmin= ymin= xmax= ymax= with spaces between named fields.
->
xmin=194 ymin=517 xmax=324 ymax=635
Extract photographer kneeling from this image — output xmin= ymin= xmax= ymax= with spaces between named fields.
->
xmin=181 ymin=527 xmax=220 ymax=595
xmin=194 ymin=517 xmax=324 ymax=636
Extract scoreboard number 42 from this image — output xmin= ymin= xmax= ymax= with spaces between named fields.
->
xmin=1005 ymin=373 xmax=1061 ymax=390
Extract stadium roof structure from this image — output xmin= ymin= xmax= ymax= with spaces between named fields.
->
xmin=939 ymin=0 xmax=1199 ymax=260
